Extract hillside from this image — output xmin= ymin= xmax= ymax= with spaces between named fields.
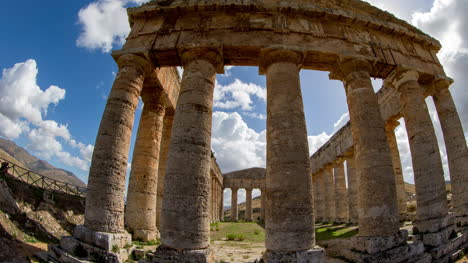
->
xmin=0 ymin=138 xmax=86 ymax=187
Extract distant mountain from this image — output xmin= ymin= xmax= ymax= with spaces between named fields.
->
xmin=0 ymin=138 xmax=86 ymax=187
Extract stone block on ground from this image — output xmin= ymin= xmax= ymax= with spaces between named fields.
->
xmin=263 ymin=247 xmax=325 ymax=263
xmin=73 ymin=225 xmax=132 ymax=251
xmin=151 ymin=245 xmax=213 ymax=263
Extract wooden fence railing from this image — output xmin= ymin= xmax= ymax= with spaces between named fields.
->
xmin=0 ymin=157 xmax=87 ymax=197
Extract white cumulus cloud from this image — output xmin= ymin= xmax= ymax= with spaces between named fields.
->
xmin=214 ymin=79 xmax=266 ymax=111
xmin=76 ymin=0 xmax=150 ymax=53
xmin=0 ymin=60 xmax=94 ymax=172
xmin=211 ymin=111 xmax=266 ymax=173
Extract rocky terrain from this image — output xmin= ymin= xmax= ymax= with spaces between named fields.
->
xmin=0 ymin=138 xmax=86 ymax=187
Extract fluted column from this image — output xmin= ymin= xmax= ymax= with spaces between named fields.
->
xmin=324 ymin=166 xmax=336 ymax=223
xmin=345 ymin=155 xmax=359 ymax=224
xmin=155 ymin=49 xmax=222 ymax=259
xmin=385 ymin=120 xmax=407 ymax=220
xmin=246 ymin=188 xmax=253 ymax=221
xmin=262 ymin=49 xmax=323 ymax=262
xmin=231 ymin=188 xmax=239 ymax=222
xmin=387 ymin=69 xmax=449 ymax=244
xmin=84 ymin=54 xmax=151 ymax=238
xmin=433 ymin=77 xmax=468 ymax=226
xmin=126 ymin=88 xmax=165 ymax=241
xmin=336 ymin=58 xmax=399 ymax=237
xmin=156 ymin=113 xmax=174 ymax=229
xmin=334 ymin=159 xmax=349 ymax=223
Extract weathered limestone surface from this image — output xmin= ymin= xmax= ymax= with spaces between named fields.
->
xmin=126 ymin=89 xmax=165 ymax=241
xmin=387 ymin=69 xmax=449 ymax=237
xmin=345 ymin=155 xmax=359 ymax=224
xmin=231 ymin=188 xmax=238 ymax=222
xmin=338 ymin=58 xmax=399 ymax=237
xmin=156 ymin=113 xmax=174 ymax=229
xmin=262 ymin=49 xmax=321 ymax=260
xmin=157 ymin=49 xmax=221 ymax=257
xmin=314 ymin=172 xmax=325 ymax=222
xmin=223 ymin=167 xmax=266 ymax=189
xmin=324 ymin=166 xmax=336 ymax=223
xmin=333 ymin=159 xmax=349 ymax=223
xmin=245 ymin=188 xmax=253 ymax=221
xmin=385 ymin=120 xmax=408 ymax=219
xmin=85 ymin=54 xmax=150 ymax=234
xmin=433 ymin=78 xmax=468 ymax=226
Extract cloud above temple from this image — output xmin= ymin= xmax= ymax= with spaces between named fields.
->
xmin=0 ymin=60 xmax=94 ymax=172
xmin=76 ymin=0 xmax=150 ymax=52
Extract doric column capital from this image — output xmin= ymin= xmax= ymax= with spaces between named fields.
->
xmin=115 ymin=53 xmax=154 ymax=77
xmin=258 ymin=48 xmax=304 ymax=75
xmin=231 ymin=187 xmax=239 ymax=192
xmin=245 ymin=188 xmax=253 ymax=192
xmin=179 ymin=47 xmax=224 ymax=74
xmin=384 ymin=67 xmax=419 ymax=91
xmin=433 ymin=75 xmax=454 ymax=93
xmin=385 ymin=119 xmax=400 ymax=132
xmin=330 ymin=57 xmax=372 ymax=83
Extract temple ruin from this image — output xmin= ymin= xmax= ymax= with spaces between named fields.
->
xmin=47 ymin=0 xmax=468 ymax=262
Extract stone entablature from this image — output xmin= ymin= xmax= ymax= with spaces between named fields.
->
xmin=117 ymin=0 xmax=444 ymax=81
xmin=223 ymin=167 xmax=265 ymax=190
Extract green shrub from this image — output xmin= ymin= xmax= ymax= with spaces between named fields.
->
xmin=254 ymin=229 xmax=260 ymax=235
xmin=112 ymin=244 xmax=119 ymax=253
xmin=226 ymin=234 xmax=236 ymax=240
xmin=236 ymin=234 xmax=245 ymax=241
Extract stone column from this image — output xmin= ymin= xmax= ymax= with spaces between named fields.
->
xmin=261 ymin=49 xmax=324 ymax=262
xmin=385 ymin=120 xmax=407 ymax=220
xmin=324 ymin=166 xmax=336 ymax=223
xmin=79 ymin=55 xmax=151 ymax=251
xmin=334 ymin=159 xmax=349 ymax=224
xmin=154 ymin=49 xmax=222 ymax=261
xmin=220 ymin=188 xmax=224 ymax=221
xmin=155 ymin=113 xmax=174 ymax=229
xmin=231 ymin=188 xmax=239 ymax=222
xmin=433 ymin=77 xmax=468 ymax=226
xmin=315 ymin=172 xmax=326 ymax=223
xmin=126 ymin=88 xmax=165 ymax=241
xmin=246 ymin=188 xmax=253 ymax=221
xmin=387 ymin=69 xmax=450 ymax=246
xmin=312 ymin=175 xmax=320 ymax=223
xmin=345 ymin=155 xmax=359 ymax=224
xmin=336 ymin=58 xmax=399 ymax=237
xmin=261 ymin=188 xmax=266 ymax=220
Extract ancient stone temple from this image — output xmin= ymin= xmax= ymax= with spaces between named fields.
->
xmin=47 ymin=0 xmax=468 ymax=262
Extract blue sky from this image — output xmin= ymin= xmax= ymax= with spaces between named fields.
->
xmin=1 ymin=0 xmax=467 ymax=205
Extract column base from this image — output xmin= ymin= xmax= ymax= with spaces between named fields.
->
xmin=413 ymin=214 xmax=455 ymax=247
xmin=339 ymin=230 xmax=431 ymax=263
xmin=262 ymin=247 xmax=325 ymax=263
xmin=45 ymin=225 xmax=133 ymax=263
xmin=149 ymin=245 xmax=213 ymax=263
xmin=427 ymin=230 xmax=468 ymax=262
xmin=134 ymin=229 xmax=160 ymax=242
